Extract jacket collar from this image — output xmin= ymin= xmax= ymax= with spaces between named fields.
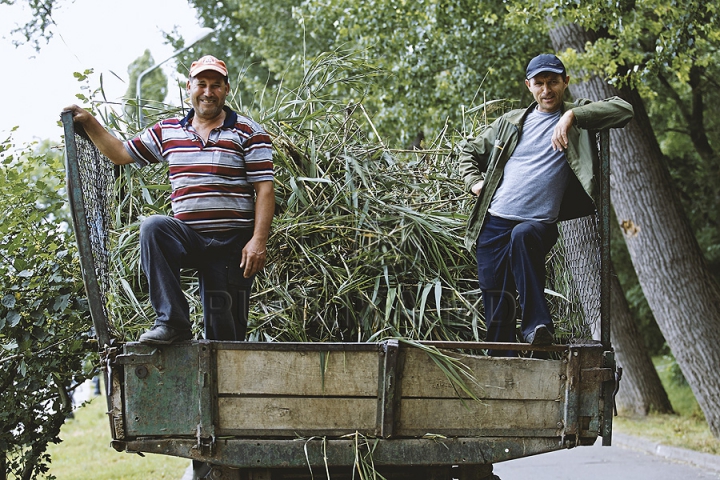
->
xmin=507 ymin=101 xmax=573 ymax=129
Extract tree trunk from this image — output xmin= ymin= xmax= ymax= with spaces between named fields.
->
xmin=610 ymin=272 xmax=674 ymax=415
xmin=549 ymin=22 xmax=720 ymax=437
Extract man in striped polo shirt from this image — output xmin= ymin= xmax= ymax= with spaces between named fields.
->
xmin=64 ymin=55 xmax=274 ymax=345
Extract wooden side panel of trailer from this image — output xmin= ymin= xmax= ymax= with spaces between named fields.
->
xmin=396 ymin=349 xmax=566 ymax=437
xmin=216 ymin=348 xmax=380 ymax=435
xmin=112 ymin=340 xmax=614 ymax=467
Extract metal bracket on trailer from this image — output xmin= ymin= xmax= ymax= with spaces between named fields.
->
xmin=378 ymin=339 xmax=400 ymax=438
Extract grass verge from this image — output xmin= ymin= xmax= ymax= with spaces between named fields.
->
xmin=613 ymin=355 xmax=720 ymax=456
xmin=45 ymin=393 xmax=188 ymax=480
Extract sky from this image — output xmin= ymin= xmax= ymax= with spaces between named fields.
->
xmin=0 ymin=0 xmax=204 ymax=146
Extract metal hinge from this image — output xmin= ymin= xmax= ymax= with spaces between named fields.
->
xmin=612 ymin=367 xmax=623 ymax=416
xmin=193 ymin=423 xmax=215 ymax=456
xmin=580 ymin=367 xmax=615 ymax=383
xmin=113 ymin=349 xmax=159 ymax=365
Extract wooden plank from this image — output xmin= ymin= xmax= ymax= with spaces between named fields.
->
xmin=123 ymin=436 xmax=566 ymax=468
xmin=216 ymin=349 xmax=379 ymax=396
xmin=396 ymin=398 xmax=564 ymax=436
xmin=563 ymin=347 xmax=582 ymax=438
xmin=217 ymin=397 xmax=377 ymax=433
xmin=215 ymin=341 xmax=382 ymax=352
xmin=400 ymin=349 xmax=565 ymax=401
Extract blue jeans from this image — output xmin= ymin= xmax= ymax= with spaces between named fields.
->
xmin=476 ymin=215 xmax=558 ymax=356
xmin=139 ymin=215 xmax=253 ymax=341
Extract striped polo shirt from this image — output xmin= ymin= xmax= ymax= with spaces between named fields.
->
xmin=124 ymin=106 xmax=273 ymax=232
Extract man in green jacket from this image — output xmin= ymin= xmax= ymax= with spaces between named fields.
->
xmin=459 ymin=54 xmax=633 ymax=355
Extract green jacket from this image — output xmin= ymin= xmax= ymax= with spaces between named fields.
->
xmin=458 ymin=97 xmax=634 ymax=253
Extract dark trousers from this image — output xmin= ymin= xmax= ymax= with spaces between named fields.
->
xmin=476 ymin=215 xmax=558 ymax=356
xmin=139 ymin=215 xmax=253 ymax=341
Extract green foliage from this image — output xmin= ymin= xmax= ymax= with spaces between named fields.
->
xmin=0 ymin=138 xmax=96 ymax=479
xmin=252 ymin=110 xmax=481 ymax=342
xmin=507 ymin=0 xmax=720 ymax=88
xmin=0 ymin=0 xmax=62 ymax=50
xmin=175 ymin=0 xmax=551 ymax=146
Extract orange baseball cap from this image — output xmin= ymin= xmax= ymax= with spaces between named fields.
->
xmin=189 ymin=55 xmax=228 ymax=77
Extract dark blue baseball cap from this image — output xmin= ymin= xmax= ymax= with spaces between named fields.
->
xmin=526 ymin=54 xmax=566 ymax=79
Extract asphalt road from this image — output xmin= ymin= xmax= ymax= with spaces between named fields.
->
xmin=492 ymin=437 xmax=720 ymax=480
xmin=180 ymin=437 xmax=720 ymax=480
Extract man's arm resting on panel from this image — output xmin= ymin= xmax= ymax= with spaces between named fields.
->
xmin=63 ymin=105 xmax=135 ymax=166
xmin=571 ymin=96 xmax=634 ymax=131
xmin=553 ymin=97 xmax=634 ymax=152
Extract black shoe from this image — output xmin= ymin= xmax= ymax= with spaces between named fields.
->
xmin=524 ymin=324 xmax=553 ymax=346
xmin=138 ymin=325 xmax=192 ymax=344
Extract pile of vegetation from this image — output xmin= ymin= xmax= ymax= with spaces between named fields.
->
xmin=106 ymin=52 xmax=593 ymax=345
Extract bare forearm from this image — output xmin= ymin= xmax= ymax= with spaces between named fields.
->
xmin=252 ymin=182 xmax=275 ymax=244
xmin=84 ymin=124 xmax=134 ymax=165
xmin=240 ymin=181 xmax=275 ymax=278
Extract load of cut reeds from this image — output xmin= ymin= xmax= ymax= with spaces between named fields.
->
xmin=101 ymin=51 xmax=592 ymax=345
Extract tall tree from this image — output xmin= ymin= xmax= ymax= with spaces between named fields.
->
xmin=123 ymin=49 xmax=169 ymax=125
xmin=610 ymin=272 xmax=673 ymax=415
xmin=547 ymin=20 xmax=720 ymax=438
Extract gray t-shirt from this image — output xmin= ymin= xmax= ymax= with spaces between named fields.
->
xmin=488 ymin=108 xmax=571 ymax=223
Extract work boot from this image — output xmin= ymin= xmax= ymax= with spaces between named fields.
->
xmin=524 ymin=324 xmax=553 ymax=346
xmin=138 ymin=325 xmax=192 ymax=344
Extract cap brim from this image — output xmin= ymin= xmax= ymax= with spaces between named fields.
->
xmin=526 ymin=67 xmax=565 ymax=79
xmin=190 ymin=65 xmax=228 ymax=77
